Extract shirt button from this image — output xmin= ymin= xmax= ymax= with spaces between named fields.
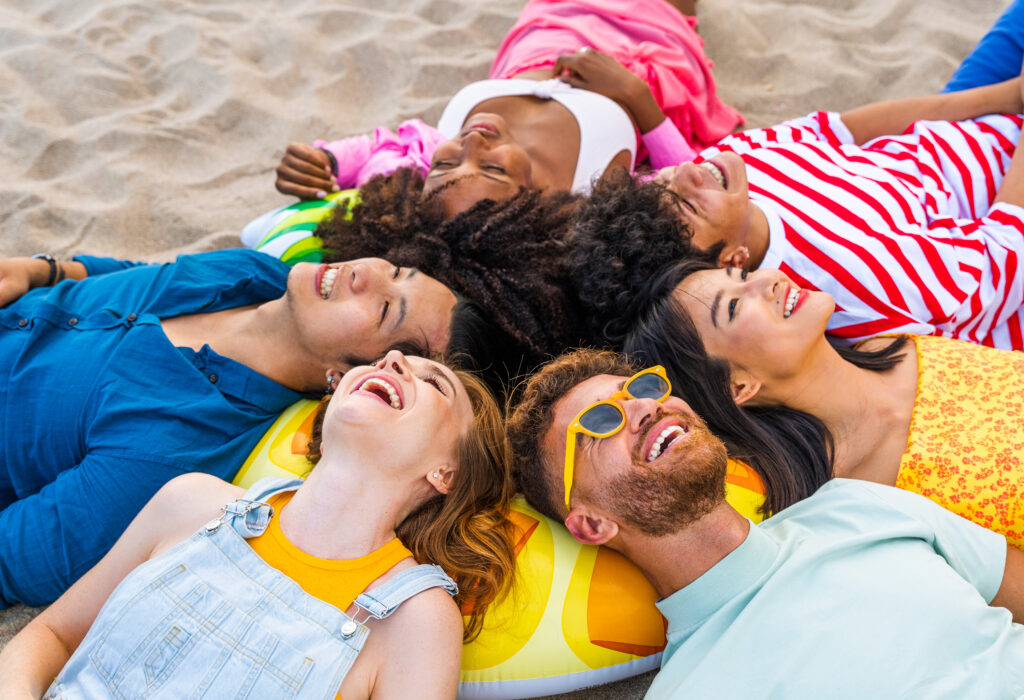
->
xmin=127 ymin=313 xmax=137 ymax=322
xmin=17 ymin=319 xmax=28 ymax=327
xmin=208 ymin=374 xmax=218 ymax=383
xmin=67 ymin=317 xmax=78 ymax=326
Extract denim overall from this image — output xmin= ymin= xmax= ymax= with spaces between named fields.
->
xmin=45 ymin=477 xmax=458 ymax=699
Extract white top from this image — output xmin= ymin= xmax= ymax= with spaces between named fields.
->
xmin=437 ymin=78 xmax=637 ymax=194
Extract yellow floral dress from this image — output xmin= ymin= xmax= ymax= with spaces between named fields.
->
xmin=896 ymin=335 xmax=1024 ymax=548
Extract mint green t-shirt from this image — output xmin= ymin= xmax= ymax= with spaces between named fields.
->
xmin=649 ymin=479 xmax=1023 ymax=699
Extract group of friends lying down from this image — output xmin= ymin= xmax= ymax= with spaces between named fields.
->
xmin=3 ymin=0 xmax=1024 ymax=697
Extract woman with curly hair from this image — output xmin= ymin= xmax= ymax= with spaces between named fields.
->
xmin=0 ymin=351 xmax=516 ymax=699
xmin=273 ymin=0 xmax=741 ymax=217
xmin=317 ymin=170 xmax=592 ymax=396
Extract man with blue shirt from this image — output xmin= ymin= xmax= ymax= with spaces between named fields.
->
xmin=508 ymin=348 xmax=1024 ymax=698
xmin=0 ymin=249 xmax=456 ymax=607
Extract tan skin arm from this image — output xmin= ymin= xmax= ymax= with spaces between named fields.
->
xmin=990 ymin=543 xmax=1024 ymax=623
xmin=842 ymin=73 xmax=1023 ymax=145
xmin=0 ymin=475 xmax=236 ymax=699
xmin=0 ymin=257 xmax=87 ymax=307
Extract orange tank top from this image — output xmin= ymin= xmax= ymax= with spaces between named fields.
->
xmin=248 ymin=491 xmax=414 ymax=612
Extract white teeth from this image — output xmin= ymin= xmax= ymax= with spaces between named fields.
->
xmin=783 ymin=288 xmax=800 ymax=318
xmin=699 ymin=161 xmax=725 ymax=188
xmin=647 ymin=425 xmax=685 ymax=462
xmin=359 ymin=377 xmax=402 ymax=409
xmin=320 ymin=268 xmax=339 ymax=299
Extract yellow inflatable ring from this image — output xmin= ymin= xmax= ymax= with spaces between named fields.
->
xmin=233 ymin=400 xmax=766 ymax=699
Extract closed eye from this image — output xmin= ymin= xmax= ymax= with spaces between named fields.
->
xmin=423 ymin=373 xmax=448 ymax=396
xmin=392 ymin=265 xmax=401 ymax=279
xmin=484 ymin=165 xmax=507 ymax=174
xmin=380 ymin=301 xmax=390 ymax=326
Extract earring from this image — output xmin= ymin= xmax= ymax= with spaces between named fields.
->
xmin=432 ymin=472 xmax=439 ymax=479
xmin=326 ymin=372 xmax=336 ymax=393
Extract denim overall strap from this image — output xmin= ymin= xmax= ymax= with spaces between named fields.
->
xmin=202 ymin=477 xmax=304 ymax=539
xmin=353 ymin=564 xmax=458 ymax=620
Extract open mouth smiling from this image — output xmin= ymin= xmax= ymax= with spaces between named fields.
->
xmin=699 ymin=159 xmax=727 ymax=189
xmin=643 ymin=418 xmax=690 ymax=462
xmin=352 ymin=375 xmax=404 ymax=409
xmin=783 ymin=284 xmax=808 ymax=318
xmin=317 ymin=265 xmax=340 ymax=300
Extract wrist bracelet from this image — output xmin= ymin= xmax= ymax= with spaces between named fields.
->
xmin=31 ymin=253 xmax=58 ymax=286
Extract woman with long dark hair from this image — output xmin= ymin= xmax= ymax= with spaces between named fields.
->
xmin=626 ymin=258 xmax=1024 ymax=548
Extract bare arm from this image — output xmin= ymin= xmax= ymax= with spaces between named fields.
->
xmin=0 ymin=474 xmax=234 ymax=698
xmin=0 ymin=257 xmax=88 ymax=307
xmin=841 ymin=77 xmax=1023 ymax=145
xmin=989 ymin=543 xmax=1024 ymax=623
xmin=368 ymin=590 xmax=463 ymax=700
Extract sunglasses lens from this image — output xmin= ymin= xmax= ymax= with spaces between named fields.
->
xmin=579 ymin=403 xmax=625 ymax=435
xmin=628 ymin=372 xmax=670 ymax=400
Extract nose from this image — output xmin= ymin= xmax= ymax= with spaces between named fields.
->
xmin=378 ymin=349 xmax=408 ymax=376
xmin=747 ymin=269 xmax=783 ymax=302
xmin=459 ymin=130 xmax=490 ymax=159
xmin=351 ymin=261 xmax=389 ymax=295
xmin=622 ymin=396 xmax=664 ymax=435
xmin=667 ymin=162 xmax=704 ymax=193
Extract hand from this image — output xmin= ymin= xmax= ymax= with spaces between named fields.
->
xmin=553 ymin=48 xmax=666 ymax=133
xmin=0 ymin=257 xmax=45 ymax=307
xmin=274 ymin=143 xmax=338 ymax=200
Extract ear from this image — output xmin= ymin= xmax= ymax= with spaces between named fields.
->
xmin=426 ymin=465 xmax=456 ymax=495
xmin=719 ymin=245 xmax=750 ymax=269
xmin=324 ymin=366 xmax=345 ymax=394
xmin=564 ymin=507 xmax=619 ymax=546
xmin=730 ymin=369 xmax=762 ymax=406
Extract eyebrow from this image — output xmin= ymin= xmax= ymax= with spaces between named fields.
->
xmin=710 ymin=267 xmax=737 ymax=329
xmin=427 ymin=170 xmax=510 ymax=186
xmin=392 ymin=269 xmax=418 ymax=332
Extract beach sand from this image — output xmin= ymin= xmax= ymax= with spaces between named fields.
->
xmin=0 ymin=0 xmax=1011 ymax=696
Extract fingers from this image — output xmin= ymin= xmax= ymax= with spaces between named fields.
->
xmin=276 ymin=143 xmax=337 ymax=200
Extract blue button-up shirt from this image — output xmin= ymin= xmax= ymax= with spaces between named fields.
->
xmin=0 ymin=249 xmax=302 ymax=606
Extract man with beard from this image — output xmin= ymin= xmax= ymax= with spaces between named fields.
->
xmin=507 ymin=348 xmax=1024 ymax=698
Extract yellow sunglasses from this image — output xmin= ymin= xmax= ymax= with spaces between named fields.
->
xmin=563 ymin=365 xmax=671 ymax=510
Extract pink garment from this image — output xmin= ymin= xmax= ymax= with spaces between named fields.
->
xmin=314 ymin=119 xmax=443 ymax=187
xmin=489 ymin=0 xmax=743 ymax=153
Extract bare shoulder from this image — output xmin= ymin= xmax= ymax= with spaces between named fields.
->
xmin=362 ymin=582 xmax=462 ymax=699
xmin=147 ymin=474 xmax=245 ymax=553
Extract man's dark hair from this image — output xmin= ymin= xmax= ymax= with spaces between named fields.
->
xmin=567 ymin=170 xmax=719 ymax=348
xmin=317 ymin=168 xmax=591 ymax=397
xmin=507 ymin=349 xmax=639 ymax=522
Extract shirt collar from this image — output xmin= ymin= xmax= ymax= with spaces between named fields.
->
xmin=749 ymin=195 xmax=786 ymax=271
xmin=656 ymin=521 xmax=779 ymax=641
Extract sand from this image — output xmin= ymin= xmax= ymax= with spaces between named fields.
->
xmin=0 ymin=0 xmax=1011 ymax=696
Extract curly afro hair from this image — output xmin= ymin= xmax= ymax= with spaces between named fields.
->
xmin=567 ymin=170 xmax=718 ymax=348
xmin=315 ymin=167 xmax=591 ymax=396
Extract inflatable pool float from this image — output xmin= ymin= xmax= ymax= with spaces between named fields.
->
xmin=239 ymin=190 xmax=359 ymax=264
xmin=234 ymin=399 xmax=766 ymax=699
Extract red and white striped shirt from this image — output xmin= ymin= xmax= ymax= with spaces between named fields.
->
xmin=700 ymin=112 xmax=1024 ymax=349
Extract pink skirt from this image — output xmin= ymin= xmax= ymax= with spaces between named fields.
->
xmin=489 ymin=0 xmax=743 ymax=151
